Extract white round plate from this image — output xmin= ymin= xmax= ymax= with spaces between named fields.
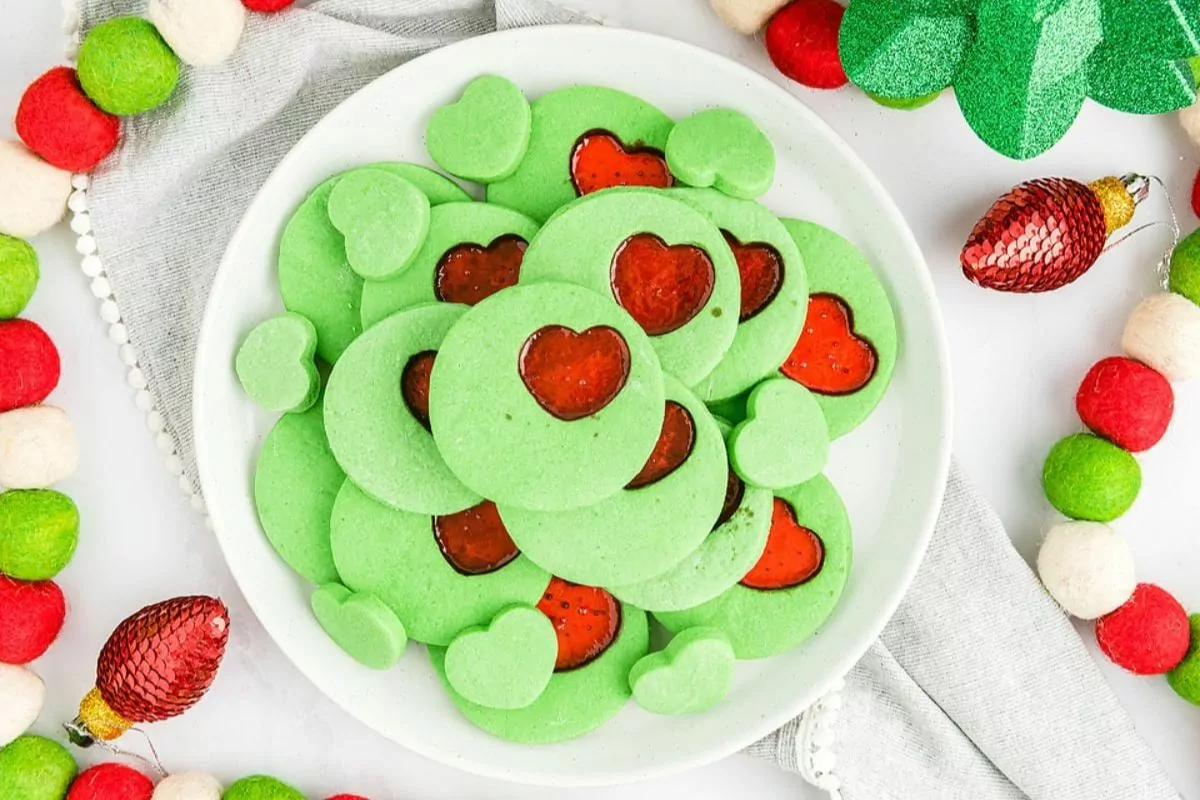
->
xmin=194 ymin=25 xmax=952 ymax=787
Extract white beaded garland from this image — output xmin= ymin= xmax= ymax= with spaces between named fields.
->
xmin=99 ymin=300 xmax=120 ymax=324
xmin=178 ymin=474 xmax=193 ymax=495
xmin=134 ymin=389 xmax=154 ymax=411
xmin=119 ymin=344 xmax=138 ymax=366
xmin=165 ymin=454 xmax=184 ymax=476
xmin=0 ymin=406 xmax=79 ymax=489
xmin=70 ymin=174 xmax=89 ymax=190
xmin=75 ymin=234 xmax=97 ymax=256
xmin=127 ymin=367 xmax=147 ymax=389
xmin=80 ymin=254 xmax=103 ymax=277
xmin=148 ymin=0 xmax=246 ymax=67
xmin=1122 ymin=291 xmax=1200 ymax=381
xmin=147 ymin=410 xmax=165 ymax=433
xmin=0 ymin=140 xmax=71 ymax=238
xmin=69 ymin=212 xmax=91 ymax=235
xmin=157 ymin=431 xmax=175 ymax=453
xmin=108 ymin=323 xmax=129 ymax=344
xmin=190 ymin=494 xmax=206 ymax=513
xmin=708 ymin=0 xmax=790 ymax=34
xmin=0 ymin=664 xmax=45 ymax=749
xmin=1037 ymin=521 xmax=1136 ymax=620
xmin=90 ymin=276 xmax=111 ymax=298
xmin=152 ymin=772 xmax=223 ymax=800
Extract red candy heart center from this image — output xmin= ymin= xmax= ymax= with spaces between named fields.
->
xmin=740 ymin=498 xmax=825 ymax=591
xmin=626 ymin=401 xmax=695 ymax=489
xmin=401 ymin=350 xmax=436 ymax=429
xmin=610 ymin=233 xmax=715 ymax=336
xmin=432 ymin=501 xmax=520 ymax=576
xmin=536 ymin=577 xmax=621 ymax=671
xmin=518 ymin=325 xmax=630 ymax=421
xmin=779 ymin=293 xmax=877 ymax=395
xmin=570 ymin=130 xmax=674 ymax=196
xmin=434 ymin=235 xmax=528 ymax=306
xmin=723 ymin=230 xmax=784 ymax=322
xmin=714 ymin=464 xmax=746 ymax=530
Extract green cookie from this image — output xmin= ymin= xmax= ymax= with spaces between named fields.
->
xmin=444 ymin=605 xmax=557 ymax=709
xmin=279 ymin=164 xmax=470 ymax=364
xmin=430 ymin=603 xmax=650 ymax=743
xmin=327 ymin=169 xmax=431 ymax=281
xmin=730 ymin=378 xmax=830 ymax=490
xmin=254 ymin=402 xmax=342 ymax=584
xmin=666 ymin=109 xmax=775 ymax=199
xmin=629 ymin=626 xmax=735 ymax=715
xmin=324 ymin=303 xmax=481 ymax=515
xmin=361 ymin=202 xmax=539 ymax=329
xmin=487 ymin=85 xmax=675 ymax=222
xmin=519 ymin=189 xmax=739 ymax=386
xmin=330 ymin=482 xmax=549 ymax=646
xmin=429 ymin=281 xmax=665 ymax=512
xmin=656 ymin=474 xmax=852 ymax=659
xmin=779 ymin=219 xmax=898 ymax=439
xmin=670 ymin=189 xmax=808 ymax=401
xmin=235 ymin=313 xmax=319 ymax=414
xmin=427 ymin=75 xmax=532 ymax=183
xmin=311 ymin=583 xmax=407 ymax=670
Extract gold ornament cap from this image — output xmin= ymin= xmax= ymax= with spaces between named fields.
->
xmin=65 ymin=686 xmax=133 ymax=745
xmin=1089 ymin=175 xmax=1145 ymax=235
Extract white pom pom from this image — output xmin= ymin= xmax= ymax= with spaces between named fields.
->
xmin=0 ymin=141 xmax=71 ymax=238
xmin=148 ymin=0 xmax=245 ymax=67
xmin=708 ymin=0 xmax=789 ymax=34
xmin=80 ymin=254 xmax=103 ymax=278
xmin=1181 ymin=103 xmax=1200 ymax=151
xmin=0 ymin=664 xmax=45 ymax=748
xmin=69 ymin=212 xmax=91 ymax=235
xmin=0 ymin=406 xmax=80 ymax=489
xmin=1037 ymin=521 xmax=1136 ymax=619
xmin=152 ymin=772 xmax=223 ymax=800
xmin=1122 ymin=292 xmax=1200 ymax=381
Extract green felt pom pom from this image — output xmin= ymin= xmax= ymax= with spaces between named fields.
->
xmin=0 ymin=735 xmax=77 ymax=800
xmin=1169 ymin=227 xmax=1200 ymax=307
xmin=0 ymin=490 xmax=79 ymax=580
xmin=0 ymin=235 xmax=38 ymax=319
xmin=222 ymin=776 xmax=305 ymax=800
xmin=1042 ymin=434 xmax=1141 ymax=523
xmin=867 ymin=90 xmax=942 ymax=110
xmin=77 ymin=17 xmax=180 ymax=116
xmin=1167 ymin=614 xmax=1200 ymax=705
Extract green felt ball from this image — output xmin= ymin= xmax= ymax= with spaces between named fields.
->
xmin=866 ymin=90 xmax=941 ymax=110
xmin=0 ymin=735 xmax=77 ymax=800
xmin=1167 ymin=614 xmax=1200 ymax=705
xmin=0 ymin=235 xmax=38 ymax=319
xmin=1042 ymin=434 xmax=1141 ymax=523
xmin=77 ymin=17 xmax=180 ymax=116
xmin=0 ymin=490 xmax=80 ymax=580
xmin=1169 ymin=227 xmax=1200 ymax=307
xmin=222 ymin=776 xmax=305 ymax=800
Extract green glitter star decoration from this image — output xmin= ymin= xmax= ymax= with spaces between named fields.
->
xmin=839 ymin=0 xmax=1200 ymax=159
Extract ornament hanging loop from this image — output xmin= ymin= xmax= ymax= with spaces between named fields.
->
xmin=1101 ymin=174 xmax=1179 ymax=290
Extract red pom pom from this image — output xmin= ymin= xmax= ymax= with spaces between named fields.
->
xmin=1192 ymin=167 xmax=1200 ymax=219
xmin=66 ymin=764 xmax=153 ymax=800
xmin=326 ymin=795 xmax=369 ymax=800
xmin=1096 ymin=583 xmax=1190 ymax=675
xmin=0 ymin=319 xmax=61 ymax=413
xmin=1076 ymin=356 xmax=1173 ymax=452
xmin=0 ymin=575 xmax=66 ymax=664
xmin=764 ymin=0 xmax=848 ymax=90
xmin=242 ymin=0 xmax=295 ymax=11
xmin=16 ymin=67 xmax=120 ymax=173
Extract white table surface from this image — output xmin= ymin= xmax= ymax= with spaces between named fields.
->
xmin=4 ymin=0 xmax=1200 ymax=797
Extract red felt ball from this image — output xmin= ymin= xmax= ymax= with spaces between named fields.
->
xmin=1096 ymin=583 xmax=1190 ymax=675
xmin=66 ymin=764 xmax=154 ymax=800
xmin=242 ymin=0 xmax=295 ymax=11
xmin=0 ymin=575 xmax=66 ymax=664
xmin=764 ymin=0 xmax=848 ymax=90
xmin=0 ymin=319 xmax=61 ymax=413
xmin=325 ymin=795 xmax=369 ymax=800
xmin=1192 ymin=167 xmax=1200 ymax=219
xmin=16 ymin=67 xmax=120 ymax=173
xmin=1076 ymin=356 xmax=1173 ymax=452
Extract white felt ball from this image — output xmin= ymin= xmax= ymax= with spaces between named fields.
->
xmin=0 ymin=406 xmax=80 ymax=489
xmin=0 ymin=140 xmax=71 ymax=239
xmin=709 ymin=0 xmax=790 ymax=34
xmin=1181 ymin=103 xmax=1200 ymax=151
xmin=1037 ymin=521 xmax=1136 ymax=620
xmin=148 ymin=0 xmax=246 ymax=67
xmin=152 ymin=772 xmax=223 ymax=800
xmin=1122 ymin=291 xmax=1200 ymax=381
xmin=0 ymin=664 xmax=46 ymax=748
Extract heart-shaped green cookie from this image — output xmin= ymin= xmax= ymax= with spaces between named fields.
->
xmin=311 ymin=583 xmax=407 ymax=670
xmin=444 ymin=605 xmax=557 ymax=710
xmin=730 ymin=377 xmax=829 ymax=489
xmin=327 ymin=169 xmax=431 ymax=280
xmin=665 ymin=109 xmax=775 ymax=199
xmin=235 ymin=312 xmax=320 ymax=413
xmin=629 ymin=626 xmax=735 ymax=715
xmin=426 ymin=75 xmax=532 ymax=184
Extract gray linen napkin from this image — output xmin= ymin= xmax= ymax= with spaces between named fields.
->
xmin=76 ymin=1 xmax=1179 ymax=797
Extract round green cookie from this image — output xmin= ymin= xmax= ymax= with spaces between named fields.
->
xmin=730 ymin=377 xmax=830 ymax=490
xmin=0 ymin=489 xmax=79 ymax=581
xmin=609 ymin=419 xmax=771 ymax=612
xmin=0 ymin=235 xmax=38 ymax=319
xmin=629 ymin=626 xmax=736 ymax=715
xmin=427 ymin=75 xmax=532 ymax=183
xmin=0 ymin=736 xmax=76 ymax=800
xmin=327 ymin=169 xmax=431 ymax=281
xmin=430 ymin=603 xmax=649 ymax=743
xmin=519 ymin=189 xmax=739 ymax=386
xmin=330 ymin=481 xmax=549 ymax=646
xmin=655 ymin=474 xmax=852 ymax=659
xmin=254 ymin=403 xmax=342 ymax=584
xmin=499 ymin=375 xmax=726 ymax=586
xmin=235 ymin=312 xmax=319 ymax=414
xmin=429 ymin=281 xmax=665 ymax=512
xmin=325 ymin=303 xmax=480 ymax=515
xmin=222 ymin=776 xmax=304 ymax=800
xmin=279 ymin=164 xmax=470 ymax=364
xmin=1042 ymin=433 xmax=1141 ymax=523
xmin=779 ymin=219 xmax=898 ymax=439
xmin=444 ymin=605 xmax=557 ymax=709
xmin=311 ymin=583 xmax=407 ymax=670
xmin=487 ymin=85 xmax=675 ymax=223
xmin=361 ymin=202 xmax=539 ymax=329
xmin=77 ymin=17 xmax=179 ymax=116
xmin=671 ymin=189 xmax=808 ymax=401
xmin=1167 ymin=614 xmax=1200 ymax=705
xmin=665 ymin=109 xmax=775 ymax=199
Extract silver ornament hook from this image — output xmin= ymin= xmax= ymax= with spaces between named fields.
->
xmin=1100 ymin=174 xmax=1179 ymax=290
